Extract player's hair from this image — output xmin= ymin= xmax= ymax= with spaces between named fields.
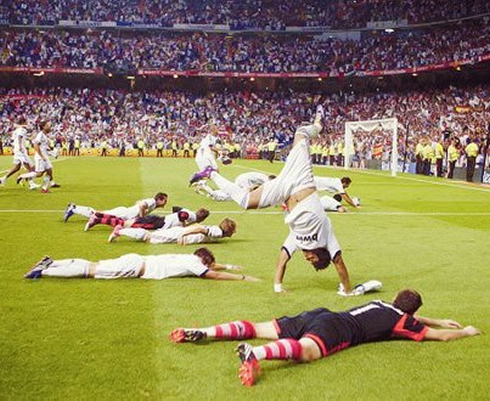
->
xmin=393 ymin=289 xmax=423 ymax=315
xmin=195 ymin=208 xmax=210 ymax=223
xmin=39 ymin=120 xmax=50 ymax=130
xmin=193 ymin=247 xmax=215 ymax=267
xmin=219 ymin=218 xmax=236 ymax=237
xmin=268 ymin=175 xmax=277 ymax=180
xmin=341 ymin=177 xmax=352 ymax=186
xmin=154 ymin=192 xmax=168 ymax=202
xmin=18 ymin=117 xmax=27 ymax=125
xmin=308 ymin=248 xmax=332 ymax=271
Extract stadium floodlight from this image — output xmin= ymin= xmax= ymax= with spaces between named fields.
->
xmin=344 ymin=117 xmax=398 ymax=176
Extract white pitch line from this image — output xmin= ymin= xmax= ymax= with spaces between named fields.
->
xmin=0 ymin=209 xmax=489 ymax=217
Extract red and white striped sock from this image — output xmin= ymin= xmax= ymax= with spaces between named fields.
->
xmin=206 ymin=321 xmax=256 ymax=340
xmin=252 ymin=339 xmax=303 ymax=361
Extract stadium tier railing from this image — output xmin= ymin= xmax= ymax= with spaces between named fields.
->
xmin=1 ymin=53 xmax=489 ymax=79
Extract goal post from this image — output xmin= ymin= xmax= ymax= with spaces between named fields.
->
xmin=344 ymin=117 xmax=398 ymax=176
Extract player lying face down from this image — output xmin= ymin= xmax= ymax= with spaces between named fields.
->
xmin=63 ymin=192 xmax=168 ymax=224
xmin=188 ymin=101 xmax=354 ymax=294
xmin=84 ymin=207 xmax=210 ymax=231
xmin=24 ymin=247 xmax=260 ymax=282
xmin=170 ymin=289 xmax=480 ymax=386
xmin=108 ymin=218 xmax=237 ymax=245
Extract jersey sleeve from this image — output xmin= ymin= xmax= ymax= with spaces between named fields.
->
xmin=206 ymin=226 xmax=223 ymax=238
xmin=33 ymin=132 xmax=42 ymax=144
xmin=281 ymin=232 xmax=299 ymax=259
xmin=392 ymin=314 xmax=428 ymax=342
xmin=187 ymin=261 xmax=209 ymax=278
xmin=177 ymin=210 xmax=191 ymax=222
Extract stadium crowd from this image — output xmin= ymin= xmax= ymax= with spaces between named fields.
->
xmin=1 ymin=19 xmax=489 ymax=73
xmin=2 ymin=0 xmax=490 ymax=29
xmin=1 ymin=85 xmax=488 ymax=175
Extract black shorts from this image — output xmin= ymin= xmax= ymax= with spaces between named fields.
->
xmin=275 ymin=308 xmax=351 ymax=357
xmin=132 ymin=215 xmax=166 ymax=230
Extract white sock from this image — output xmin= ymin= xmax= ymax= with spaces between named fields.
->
xmin=42 ymin=259 xmax=90 ymax=278
xmin=211 ymin=172 xmax=249 ymax=209
xmin=42 ymin=176 xmax=51 ymax=190
xmin=252 ymin=346 xmax=267 ymax=360
xmin=19 ymin=171 xmax=38 ymax=180
xmin=74 ymin=205 xmax=95 ymax=218
xmin=295 ymin=122 xmax=322 ymax=139
xmin=119 ymin=228 xmax=147 ymax=241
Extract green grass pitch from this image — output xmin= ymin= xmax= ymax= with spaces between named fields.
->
xmin=0 ymin=156 xmax=489 ymax=400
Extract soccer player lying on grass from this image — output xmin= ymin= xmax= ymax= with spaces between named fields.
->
xmin=24 ymin=247 xmax=260 ymax=282
xmin=314 ymin=176 xmax=359 ymax=209
xmin=190 ymin=103 xmax=355 ymax=295
xmin=63 ymin=193 xmax=168 ymax=227
xmin=192 ymin=172 xmax=276 ymax=202
xmin=84 ymin=206 xmax=210 ymax=231
xmin=108 ymin=218 xmax=237 ymax=245
xmin=170 ymin=289 xmax=481 ymax=387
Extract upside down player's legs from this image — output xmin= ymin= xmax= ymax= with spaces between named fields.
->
xmin=257 ymin=137 xmax=315 ymax=208
xmin=210 ymin=137 xmax=315 ymax=210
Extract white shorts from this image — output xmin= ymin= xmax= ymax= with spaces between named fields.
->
xmin=195 ymin=147 xmax=218 ymax=171
xmin=94 ymin=254 xmax=145 ymax=279
xmin=34 ymin=157 xmax=52 ymax=172
xmin=259 ymin=138 xmax=314 ymax=208
xmin=102 ymin=206 xmax=138 ymax=220
xmin=148 ymin=227 xmax=182 ymax=244
xmin=320 ymin=195 xmax=342 ymax=211
xmin=13 ymin=153 xmax=33 ymax=167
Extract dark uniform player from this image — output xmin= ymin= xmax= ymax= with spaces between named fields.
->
xmin=170 ymin=289 xmax=480 ymax=386
xmin=85 ymin=207 xmax=210 ymax=231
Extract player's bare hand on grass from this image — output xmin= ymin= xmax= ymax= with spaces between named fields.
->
xmin=245 ymin=276 xmax=262 ymax=283
xmin=438 ymin=319 xmax=463 ymax=329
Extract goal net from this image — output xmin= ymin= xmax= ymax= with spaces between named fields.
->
xmin=344 ymin=117 xmax=399 ymax=176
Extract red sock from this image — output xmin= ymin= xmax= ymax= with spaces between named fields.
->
xmin=214 ymin=321 xmax=256 ymax=339
xmin=99 ymin=213 xmax=124 ymax=227
xmin=256 ymin=339 xmax=302 ymax=361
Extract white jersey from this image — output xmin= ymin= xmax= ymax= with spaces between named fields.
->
xmin=199 ymin=134 xmax=217 ymax=150
xmin=235 ymin=172 xmax=269 ymax=191
xmin=149 ymin=225 xmax=224 ymax=245
xmin=282 ymin=193 xmax=341 ymax=257
xmin=314 ymin=176 xmax=345 ymax=194
xmin=33 ymin=131 xmax=50 ymax=161
xmin=162 ymin=209 xmax=197 ymax=229
xmin=141 ymin=254 xmax=209 ymax=280
xmin=12 ymin=127 xmax=28 ymax=156
xmin=103 ymin=198 xmax=157 ymax=220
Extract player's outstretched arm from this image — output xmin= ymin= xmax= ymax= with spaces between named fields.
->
xmin=415 ymin=315 xmax=463 ymax=329
xmin=273 ymin=248 xmax=290 ymax=293
xmin=211 ymin=263 xmax=242 ymax=271
xmin=333 ymin=253 xmax=352 ymax=294
xmin=138 ymin=201 xmax=149 ymax=218
xmin=423 ymin=326 xmax=481 ymax=341
xmin=203 ymin=270 xmax=260 ymax=282
xmin=178 ymin=224 xmax=208 ymax=245
xmin=341 ymin=193 xmax=359 ymax=208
